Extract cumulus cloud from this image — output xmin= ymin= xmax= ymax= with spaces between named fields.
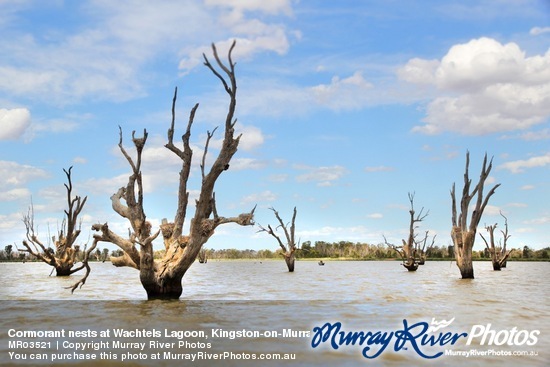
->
xmin=498 ymin=152 xmax=550 ymax=173
xmin=179 ymin=1 xmax=293 ymax=73
xmin=0 ymin=108 xmax=31 ymax=140
xmin=397 ymin=58 xmax=439 ymax=85
xmin=398 ymin=37 xmax=550 ymax=135
xmin=311 ymin=72 xmax=374 ymax=110
xmin=235 ymin=123 xmax=265 ymax=151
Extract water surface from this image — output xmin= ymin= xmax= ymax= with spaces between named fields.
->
xmin=1 ymin=260 xmax=548 ymax=366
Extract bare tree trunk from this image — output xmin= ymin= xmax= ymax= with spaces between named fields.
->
xmin=198 ymin=248 xmax=208 ymax=263
xmin=259 ymin=207 xmax=298 ymax=272
xmin=19 ymin=167 xmax=88 ymax=278
xmin=285 ymin=253 xmax=296 ymax=272
xmin=450 ymin=152 xmax=500 ymax=279
xmin=384 ymin=193 xmax=433 ymax=272
xmin=92 ymin=42 xmax=255 ymax=299
xmin=480 ymin=211 xmax=512 ymax=272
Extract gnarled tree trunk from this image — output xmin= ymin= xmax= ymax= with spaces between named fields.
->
xmin=19 ymin=167 xmax=90 ymax=277
xmin=480 ymin=211 xmax=513 ymax=271
xmin=450 ymin=152 xmax=500 ymax=279
xmin=92 ymin=42 xmax=255 ymax=299
xmin=259 ymin=207 xmax=298 ymax=272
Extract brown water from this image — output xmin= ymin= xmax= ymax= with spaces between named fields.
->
xmin=1 ymin=261 xmax=548 ymax=366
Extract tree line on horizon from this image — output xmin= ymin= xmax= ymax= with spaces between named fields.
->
xmin=3 ymin=242 xmax=548 ymax=262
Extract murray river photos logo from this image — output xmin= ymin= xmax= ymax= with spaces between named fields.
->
xmin=310 ymin=318 xmax=540 ymax=359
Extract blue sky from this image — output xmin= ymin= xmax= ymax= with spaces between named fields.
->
xmin=1 ymin=0 xmax=549 ymax=253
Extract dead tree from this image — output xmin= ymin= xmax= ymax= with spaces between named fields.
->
xmin=480 ymin=211 xmax=512 ymax=271
xmin=92 ymin=41 xmax=255 ymax=299
xmin=198 ymin=248 xmax=208 ymax=264
xmin=450 ymin=152 xmax=500 ymax=279
xmin=19 ymin=167 xmax=89 ymax=276
xmin=417 ymin=230 xmax=436 ymax=265
xmin=384 ymin=193 xmax=434 ymax=271
xmin=258 ymin=207 xmax=298 ymax=272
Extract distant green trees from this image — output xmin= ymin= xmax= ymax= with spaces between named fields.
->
xmin=2 ymin=243 xmax=548 ymax=262
xmin=200 ymin=241 xmax=456 ymax=260
xmin=0 ymin=245 xmax=114 ymax=262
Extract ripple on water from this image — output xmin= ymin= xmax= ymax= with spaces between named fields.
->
xmin=1 ymin=261 xmax=548 ymax=367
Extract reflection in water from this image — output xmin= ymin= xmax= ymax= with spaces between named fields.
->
xmin=0 ymin=261 xmax=548 ymax=366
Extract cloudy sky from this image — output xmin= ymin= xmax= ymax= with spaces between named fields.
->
xmin=1 ymin=0 xmax=549 ymax=253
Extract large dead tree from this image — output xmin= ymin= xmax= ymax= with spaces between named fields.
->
xmin=480 ymin=211 xmax=513 ymax=271
xmin=385 ymin=193 xmax=435 ymax=271
xmin=451 ymin=152 xmax=500 ymax=279
xmin=92 ymin=41 xmax=255 ymax=299
xmin=19 ymin=167 xmax=90 ymax=277
xmin=259 ymin=207 xmax=298 ymax=272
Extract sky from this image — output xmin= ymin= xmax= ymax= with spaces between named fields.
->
xmin=1 ymin=0 xmax=549 ymax=254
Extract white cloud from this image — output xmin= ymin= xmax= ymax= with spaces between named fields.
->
xmin=520 ymin=184 xmax=535 ymax=190
xmin=368 ymin=213 xmax=383 ymax=219
xmin=235 ymin=123 xmax=264 ymax=151
xmin=0 ymin=108 xmax=31 ymax=140
xmin=0 ymin=188 xmax=31 ymax=201
xmin=311 ymin=72 xmax=374 ymax=110
xmin=506 ymin=202 xmax=527 ymax=208
xmin=524 ymin=216 xmax=550 ymax=225
xmin=0 ymin=160 xmax=48 ymax=189
xmin=32 ymin=119 xmax=78 ymax=133
xmin=399 ymin=37 xmax=550 ymax=135
xmin=530 ymin=27 xmax=550 ymax=36
xmin=178 ymin=0 xmax=294 ymax=73
xmin=397 ymin=58 xmax=439 ymax=85
xmin=297 ymin=225 xmax=373 ymax=242
xmin=498 ymin=153 xmax=550 ymax=173
xmin=479 ymin=204 xmax=502 ymax=217
xmin=0 ymin=1 xmax=296 ymax=104
xmin=295 ymin=165 xmax=348 ymax=186
xmin=230 ymin=158 xmax=267 ymax=170
xmin=364 ymin=165 xmax=394 ymax=172
xmin=518 ymin=128 xmax=550 ymax=141
xmin=241 ymin=190 xmax=277 ymax=204
xmin=205 ymin=0 xmax=292 ymax=15
xmin=268 ymin=173 xmax=288 ymax=183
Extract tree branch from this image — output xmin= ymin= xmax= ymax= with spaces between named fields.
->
xmin=67 ymin=238 xmax=98 ymax=293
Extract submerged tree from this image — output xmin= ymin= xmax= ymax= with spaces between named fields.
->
xmin=198 ymin=248 xmax=208 ymax=264
xmin=259 ymin=207 xmax=298 ymax=272
xmin=385 ymin=192 xmax=435 ymax=271
xmin=480 ymin=211 xmax=512 ymax=271
xmin=19 ymin=167 xmax=91 ymax=277
xmin=450 ymin=152 xmax=500 ymax=279
xmin=91 ymin=41 xmax=255 ymax=299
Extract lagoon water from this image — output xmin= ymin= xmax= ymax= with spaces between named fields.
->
xmin=0 ymin=260 xmax=548 ymax=366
